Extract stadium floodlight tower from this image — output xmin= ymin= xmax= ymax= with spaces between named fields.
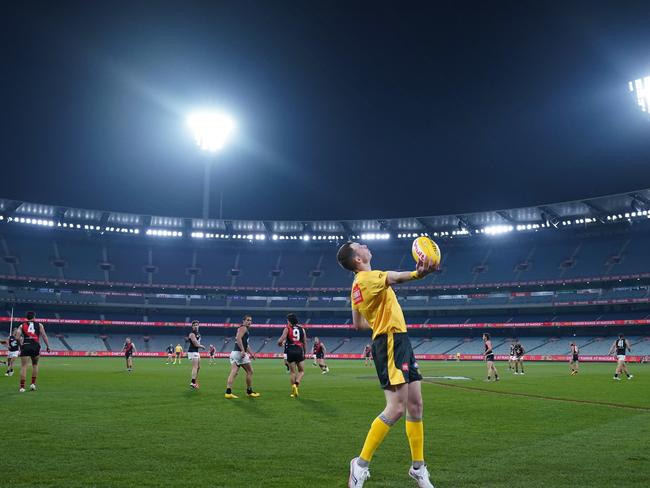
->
xmin=187 ymin=110 xmax=236 ymax=220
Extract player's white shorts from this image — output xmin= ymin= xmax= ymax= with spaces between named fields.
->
xmin=187 ymin=352 xmax=201 ymax=360
xmin=7 ymin=350 xmax=19 ymax=359
xmin=617 ymin=355 xmax=626 ymax=362
xmin=230 ymin=351 xmax=251 ymax=366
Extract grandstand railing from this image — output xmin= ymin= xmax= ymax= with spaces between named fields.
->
xmin=2 ymin=317 xmax=650 ymax=329
xmin=2 ymin=271 xmax=650 ymax=293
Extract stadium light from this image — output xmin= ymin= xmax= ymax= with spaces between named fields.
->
xmin=629 ymin=77 xmax=650 ymax=114
xmin=187 ymin=110 xmax=236 ymax=221
xmin=187 ymin=111 xmax=235 ymax=153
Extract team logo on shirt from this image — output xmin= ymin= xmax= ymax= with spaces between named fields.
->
xmin=352 ymin=284 xmax=364 ymax=305
xmin=402 ymin=362 xmax=409 ymax=372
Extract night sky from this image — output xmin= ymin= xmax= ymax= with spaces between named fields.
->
xmin=2 ymin=1 xmax=650 ymax=221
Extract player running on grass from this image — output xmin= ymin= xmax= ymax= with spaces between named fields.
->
xmin=513 ymin=340 xmax=525 ymax=375
xmin=2 ymin=327 xmax=21 ymax=376
xmin=313 ymin=337 xmax=329 ymax=374
xmin=483 ymin=333 xmax=499 ymax=382
xmin=609 ymin=333 xmax=633 ymax=380
xmin=16 ymin=311 xmax=51 ymax=392
xmin=166 ymin=344 xmax=174 ymax=364
xmin=224 ymin=315 xmax=261 ymax=398
xmin=337 ymin=241 xmax=437 ymax=488
xmin=569 ymin=342 xmax=579 ymax=375
xmin=363 ymin=344 xmax=372 ymax=366
xmin=208 ymin=344 xmax=216 ymax=364
xmin=122 ymin=338 xmax=137 ymax=372
xmin=188 ymin=321 xmax=205 ymax=389
xmin=278 ymin=313 xmax=307 ymax=397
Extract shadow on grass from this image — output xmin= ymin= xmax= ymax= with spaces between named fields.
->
xmin=295 ymin=397 xmax=340 ymax=417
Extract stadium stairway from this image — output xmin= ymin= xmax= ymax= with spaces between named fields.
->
xmin=525 ymin=338 xmax=554 ymax=354
xmin=220 ymin=338 xmax=233 ymax=352
xmin=328 ymin=338 xmax=348 ymax=354
xmin=412 ymin=338 xmax=432 ymax=351
xmin=55 ymin=334 xmax=73 ymax=351
xmin=442 ymin=339 xmax=468 ymax=355
xmin=101 ymin=336 xmax=112 ymax=352
xmin=255 ymin=338 xmax=271 ymax=353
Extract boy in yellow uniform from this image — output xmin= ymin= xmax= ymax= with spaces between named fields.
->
xmin=337 ymin=242 xmax=437 ymax=488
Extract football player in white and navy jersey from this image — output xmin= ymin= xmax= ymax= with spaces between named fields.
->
xmin=608 ymin=333 xmax=633 ymax=380
xmin=4 ymin=327 xmax=21 ymax=376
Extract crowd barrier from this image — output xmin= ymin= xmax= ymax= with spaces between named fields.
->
xmin=1 ymin=350 xmax=645 ymax=362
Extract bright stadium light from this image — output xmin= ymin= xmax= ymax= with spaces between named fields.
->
xmin=187 ymin=111 xmax=235 ymax=152
xmin=629 ymin=77 xmax=650 ymax=113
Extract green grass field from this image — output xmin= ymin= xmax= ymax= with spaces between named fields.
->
xmin=2 ymin=358 xmax=649 ymax=487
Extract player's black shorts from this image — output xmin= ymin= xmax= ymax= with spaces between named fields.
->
xmin=372 ymin=332 xmax=422 ymax=389
xmin=572 ymin=354 xmax=579 ymax=362
xmin=125 ymin=352 xmax=132 ymax=358
xmin=286 ymin=345 xmax=305 ymax=364
xmin=485 ymin=354 xmax=495 ymax=362
xmin=20 ymin=343 xmax=41 ymax=358
xmin=365 ymin=352 xmax=371 ymax=358
xmin=315 ymin=351 xmax=325 ymax=360
xmin=516 ymin=355 xmax=523 ymax=360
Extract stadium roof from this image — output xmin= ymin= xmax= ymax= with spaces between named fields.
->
xmin=1 ymin=188 xmax=650 ymax=238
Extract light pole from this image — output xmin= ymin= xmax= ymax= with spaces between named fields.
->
xmin=187 ymin=111 xmax=235 ymax=220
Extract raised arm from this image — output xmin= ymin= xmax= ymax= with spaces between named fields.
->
xmin=385 ymin=257 xmax=438 ymax=286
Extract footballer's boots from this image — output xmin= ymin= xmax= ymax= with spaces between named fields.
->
xmin=408 ymin=464 xmax=435 ymax=488
xmin=348 ymin=458 xmax=370 ymax=488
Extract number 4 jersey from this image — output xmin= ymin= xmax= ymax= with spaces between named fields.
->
xmin=21 ymin=321 xmax=41 ymax=345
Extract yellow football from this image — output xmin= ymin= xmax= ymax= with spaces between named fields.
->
xmin=411 ymin=236 xmax=441 ymax=266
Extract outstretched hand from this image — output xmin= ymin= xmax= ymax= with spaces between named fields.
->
xmin=415 ymin=256 xmax=439 ymax=278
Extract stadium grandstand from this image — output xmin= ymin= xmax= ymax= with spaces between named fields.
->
xmin=2 ymin=189 xmax=650 ymax=363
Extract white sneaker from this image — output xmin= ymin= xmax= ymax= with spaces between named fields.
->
xmin=614 ymin=376 xmax=621 ymax=381
xmin=19 ymin=388 xmax=25 ymax=393
xmin=348 ymin=457 xmax=370 ymax=487
xmin=409 ymin=465 xmax=435 ymax=488
xmin=628 ymin=375 xmax=634 ymax=380
xmin=30 ymin=384 xmax=36 ymax=391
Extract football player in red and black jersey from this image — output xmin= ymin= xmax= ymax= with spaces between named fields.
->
xmin=208 ymin=344 xmax=217 ymax=365
xmin=277 ymin=313 xmax=307 ymax=397
xmin=122 ymin=338 xmax=137 ymax=372
xmin=363 ymin=344 xmax=372 ymax=366
xmin=313 ymin=337 xmax=330 ymax=374
xmin=16 ymin=311 xmax=51 ymax=392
